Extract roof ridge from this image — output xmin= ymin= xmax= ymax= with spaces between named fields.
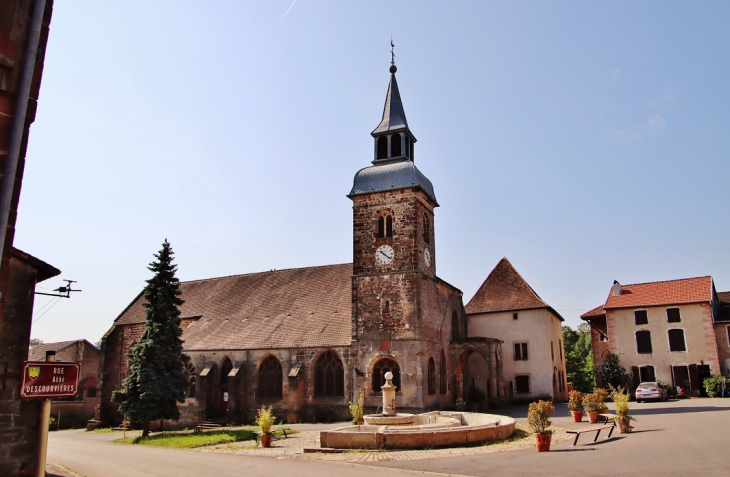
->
xmin=619 ymin=275 xmax=712 ymax=288
xmin=179 ymin=263 xmax=353 ymax=285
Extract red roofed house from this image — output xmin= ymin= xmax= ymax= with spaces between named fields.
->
xmin=28 ymin=340 xmax=101 ymax=425
xmin=98 ymin=62 xmax=507 ymax=427
xmin=581 ymin=277 xmax=729 ymax=396
xmin=466 ymin=258 xmax=568 ymax=403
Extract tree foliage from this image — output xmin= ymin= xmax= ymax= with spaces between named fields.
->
xmin=594 ymin=352 xmax=633 ymax=390
xmin=112 ymin=240 xmax=188 ymax=436
xmin=562 ymin=323 xmax=595 ymax=392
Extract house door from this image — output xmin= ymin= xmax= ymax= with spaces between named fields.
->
xmin=672 ymin=365 xmax=690 ymax=391
xmin=696 ymin=365 xmax=711 ymax=397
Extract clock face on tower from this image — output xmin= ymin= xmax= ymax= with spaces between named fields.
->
xmin=375 ymin=245 xmax=394 ymax=265
xmin=423 ymin=248 xmax=431 ymax=267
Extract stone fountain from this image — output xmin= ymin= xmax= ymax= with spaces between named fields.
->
xmin=318 ymin=371 xmax=516 ymax=450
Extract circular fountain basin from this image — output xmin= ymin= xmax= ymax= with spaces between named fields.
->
xmin=363 ymin=413 xmax=416 ymax=426
xmin=320 ymin=411 xmax=516 ymax=450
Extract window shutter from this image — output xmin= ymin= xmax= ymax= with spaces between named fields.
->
xmin=631 ymin=366 xmax=640 ymax=388
xmin=689 ymin=364 xmax=699 ymax=391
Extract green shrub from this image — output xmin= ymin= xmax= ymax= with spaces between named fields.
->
xmin=255 ymin=406 xmax=275 ymax=435
xmin=467 ymin=383 xmax=487 ymax=403
xmin=703 ymin=374 xmax=724 ymax=398
xmin=348 ymin=393 xmax=364 ymax=423
xmin=527 ymin=400 xmax=554 ymax=434
xmin=568 ymin=390 xmax=583 ymax=411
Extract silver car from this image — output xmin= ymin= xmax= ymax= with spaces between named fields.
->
xmin=635 ymin=382 xmax=668 ymax=402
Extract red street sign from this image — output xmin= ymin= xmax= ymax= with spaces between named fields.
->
xmin=20 ymin=362 xmax=80 ymax=399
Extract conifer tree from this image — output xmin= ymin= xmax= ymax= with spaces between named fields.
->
xmin=113 ymin=239 xmax=188 ymax=437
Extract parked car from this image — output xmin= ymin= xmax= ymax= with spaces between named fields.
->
xmin=635 ymin=382 xmax=668 ymax=402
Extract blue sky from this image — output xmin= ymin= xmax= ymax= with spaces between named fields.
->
xmin=17 ymin=1 xmax=730 ymax=343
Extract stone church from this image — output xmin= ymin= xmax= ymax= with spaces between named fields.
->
xmin=98 ymin=61 xmax=508 ymax=426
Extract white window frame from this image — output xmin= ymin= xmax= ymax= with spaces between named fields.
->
xmin=513 ymin=342 xmax=529 ymax=361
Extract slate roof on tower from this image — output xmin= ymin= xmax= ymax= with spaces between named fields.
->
xmin=110 ymin=263 xmax=353 ymax=350
xmin=348 ymin=159 xmax=438 ymax=205
xmin=372 ymin=70 xmax=410 ymax=136
xmin=465 ymin=257 xmax=563 ymax=320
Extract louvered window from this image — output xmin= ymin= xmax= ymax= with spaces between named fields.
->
xmin=377 ymin=136 xmax=388 ymax=159
xmin=391 ymin=133 xmax=402 ymax=156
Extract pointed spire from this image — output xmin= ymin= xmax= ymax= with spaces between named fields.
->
xmin=372 ymin=71 xmax=409 ymax=135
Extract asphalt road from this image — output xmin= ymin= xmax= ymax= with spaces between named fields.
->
xmin=48 ymin=398 xmax=730 ymax=476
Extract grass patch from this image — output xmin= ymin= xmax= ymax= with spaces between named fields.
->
xmin=115 ymin=429 xmax=257 ymax=449
xmin=93 ymin=428 xmax=115 ymax=434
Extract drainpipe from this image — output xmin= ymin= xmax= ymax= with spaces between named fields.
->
xmin=0 ymin=0 xmax=47 ymax=270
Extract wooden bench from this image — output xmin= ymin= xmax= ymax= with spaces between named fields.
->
xmin=598 ymin=413 xmax=616 ymax=425
xmin=566 ymin=422 xmax=615 ymax=446
xmin=254 ymin=427 xmax=294 ymax=443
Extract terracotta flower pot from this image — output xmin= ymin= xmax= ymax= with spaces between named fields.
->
xmin=570 ymin=410 xmax=583 ymax=422
xmin=357 ymin=419 xmax=364 ymax=425
xmin=587 ymin=410 xmax=599 ymax=423
xmin=535 ymin=432 xmax=552 ymax=452
xmin=260 ymin=434 xmax=273 ymax=448
xmin=616 ymin=418 xmax=632 ymax=434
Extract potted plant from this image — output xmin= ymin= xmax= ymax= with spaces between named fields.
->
xmin=348 ymin=392 xmax=365 ymax=425
xmin=527 ymin=400 xmax=555 ymax=452
xmin=611 ymin=386 xmax=635 ymax=433
xmin=455 ymin=397 xmax=466 ymax=412
xmin=568 ymin=390 xmax=583 ymax=422
xmin=255 ymin=406 xmax=275 ymax=447
xmin=582 ymin=393 xmax=602 ymax=423
xmin=594 ymin=387 xmax=610 ymax=415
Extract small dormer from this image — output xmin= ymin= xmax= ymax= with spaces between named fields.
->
xmin=371 ymin=63 xmax=417 ymax=163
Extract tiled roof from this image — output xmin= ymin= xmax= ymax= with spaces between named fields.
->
xmin=28 ymin=340 xmax=92 ymax=362
xmin=349 ymin=159 xmax=437 ymax=205
xmin=465 ymin=258 xmax=560 ymax=319
xmin=580 ymin=304 xmax=605 ymax=320
xmin=113 ymin=264 xmax=353 ymax=350
xmin=604 ymin=276 xmax=713 ymax=310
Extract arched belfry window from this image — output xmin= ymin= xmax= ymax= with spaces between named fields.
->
xmin=372 ymin=358 xmax=401 ymax=392
xmin=440 ymin=349 xmax=447 ymax=394
xmin=185 ymin=361 xmax=197 ymax=399
xmin=391 ymin=133 xmax=402 ymax=156
xmin=257 ymin=355 xmax=283 ymax=399
xmin=314 ymin=351 xmax=344 ymax=397
xmin=378 ymin=213 xmax=394 ymax=238
xmin=377 ymin=136 xmax=388 ymax=159
xmin=451 ymin=311 xmax=460 ymax=341
xmin=427 ymin=358 xmax=436 ymax=395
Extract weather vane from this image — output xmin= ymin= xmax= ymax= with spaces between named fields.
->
xmin=390 ymin=37 xmax=395 ymax=65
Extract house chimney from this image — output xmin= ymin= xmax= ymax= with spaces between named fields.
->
xmin=612 ymin=280 xmax=621 ymax=296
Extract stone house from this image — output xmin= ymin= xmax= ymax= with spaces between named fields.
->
xmin=28 ymin=340 xmax=101 ymax=425
xmin=581 ymin=276 xmax=730 ymax=396
xmin=465 ymin=258 xmax=568 ymax=403
xmin=98 ymin=62 xmax=507 ymax=428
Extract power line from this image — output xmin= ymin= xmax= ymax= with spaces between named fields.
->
xmin=32 ymin=296 xmax=61 ymax=324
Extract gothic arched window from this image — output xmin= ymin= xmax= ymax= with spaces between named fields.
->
xmin=184 ymin=361 xmax=197 ymax=398
xmin=377 ymin=136 xmax=388 ymax=159
xmin=372 ymin=358 xmax=401 ymax=392
xmin=257 ymin=355 xmax=283 ymax=399
xmin=378 ymin=214 xmax=394 ymax=238
xmin=391 ymin=133 xmax=402 ymax=156
xmin=386 ymin=215 xmax=393 ymax=237
xmin=427 ymin=357 xmax=436 ymax=395
xmin=451 ymin=311 xmax=460 ymax=341
xmin=440 ymin=349 xmax=447 ymax=394
xmin=220 ymin=357 xmax=233 ymax=385
xmin=314 ymin=350 xmax=344 ymax=397
xmin=423 ymin=215 xmax=430 ymax=244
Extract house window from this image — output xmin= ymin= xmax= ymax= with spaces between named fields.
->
xmin=727 ymin=325 xmax=730 ymax=347
xmin=427 ymin=358 xmax=436 ymax=395
xmin=515 ymin=375 xmax=530 ymax=394
xmin=636 ymin=330 xmax=653 ymax=354
xmin=372 ymin=358 xmax=401 ymax=392
xmin=514 ymin=343 xmax=528 ymax=361
xmin=513 ymin=313 xmax=518 ymax=320
xmin=440 ymin=349 xmax=447 ymax=394
xmin=634 ymin=310 xmax=648 ymax=325
xmin=451 ymin=312 xmax=460 ymax=341
xmin=639 ymin=365 xmax=656 ymax=382
xmin=185 ymin=361 xmax=197 ymax=398
xmin=257 ymin=355 xmax=283 ymax=399
xmin=668 ymin=329 xmax=686 ymax=352
xmin=87 ymin=387 xmax=97 ymax=398
xmin=667 ymin=308 xmax=681 ymax=323
xmin=551 ymin=342 xmax=554 ymax=361
xmin=314 ymin=350 xmax=344 ymax=397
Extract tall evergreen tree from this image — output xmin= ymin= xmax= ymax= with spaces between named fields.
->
xmin=112 ymin=240 xmax=188 ymax=437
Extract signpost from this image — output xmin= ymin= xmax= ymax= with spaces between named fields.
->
xmin=20 ymin=351 xmax=80 ymax=477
